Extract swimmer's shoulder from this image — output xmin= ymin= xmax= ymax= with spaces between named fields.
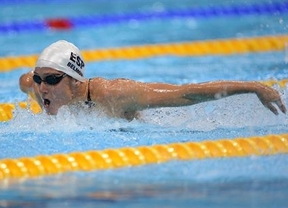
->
xmin=89 ymin=77 xmax=135 ymax=101
xmin=89 ymin=77 xmax=107 ymax=90
xmin=88 ymin=77 xmax=109 ymax=100
xmin=90 ymin=77 xmax=134 ymax=88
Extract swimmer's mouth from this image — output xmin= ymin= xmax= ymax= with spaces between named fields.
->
xmin=44 ymin=99 xmax=50 ymax=107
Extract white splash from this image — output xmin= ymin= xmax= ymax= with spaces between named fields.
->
xmin=1 ymin=88 xmax=287 ymax=133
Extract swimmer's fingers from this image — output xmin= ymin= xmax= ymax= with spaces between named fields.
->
xmin=265 ymin=100 xmax=286 ymax=115
xmin=257 ymin=85 xmax=287 ymax=115
xmin=275 ymin=100 xmax=287 ymax=114
xmin=265 ymin=102 xmax=279 ymax=115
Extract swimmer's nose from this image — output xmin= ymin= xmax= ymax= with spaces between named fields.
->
xmin=38 ymin=82 xmax=49 ymax=93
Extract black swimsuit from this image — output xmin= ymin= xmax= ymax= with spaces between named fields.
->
xmin=85 ymin=78 xmax=94 ymax=107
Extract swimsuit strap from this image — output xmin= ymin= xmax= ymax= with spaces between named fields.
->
xmin=85 ymin=78 xmax=94 ymax=107
xmin=87 ymin=78 xmax=92 ymax=102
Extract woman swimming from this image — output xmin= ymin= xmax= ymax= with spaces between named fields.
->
xmin=19 ymin=40 xmax=286 ymax=120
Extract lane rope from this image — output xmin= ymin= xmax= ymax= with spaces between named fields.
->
xmin=1 ymin=35 xmax=288 ymax=72
xmin=1 ymin=2 xmax=288 ymax=33
xmin=0 ymin=134 xmax=287 ymax=179
xmin=0 ymin=78 xmax=287 ymax=122
xmin=1 ymin=0 xmax=82 ymax=4
xmin=0 ymin=101 xmax=41 ymax=122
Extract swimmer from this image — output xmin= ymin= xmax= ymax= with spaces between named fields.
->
xmin=19 ymin=40 xmax=286 ymax=120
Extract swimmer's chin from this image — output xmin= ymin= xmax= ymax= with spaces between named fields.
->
xmin=45 ymin=104 xmax=75 ymax=115
xmin=44 ymin=109 xmax=58 ymax=115
xmin=43 ymin=106 xmax=59 ymax=115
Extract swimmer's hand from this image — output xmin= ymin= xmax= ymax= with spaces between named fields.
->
xmin=19 ymin=71 xmax=42 ymax=107
xmin=19 ymin=71 xmax=34 ymax=94
xmin=255 ymin=83 xmax=286 ymax=115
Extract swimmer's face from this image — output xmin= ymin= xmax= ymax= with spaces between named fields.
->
xmin=33 ymin=67 xmax=74 ymax=115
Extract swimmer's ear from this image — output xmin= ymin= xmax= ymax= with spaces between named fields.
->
xmin=69 ymin=77 xmax=80 ymax=88
xmin=74 ymin=79 xmax=82 ymax=85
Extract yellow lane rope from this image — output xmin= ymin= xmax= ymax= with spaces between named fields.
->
xmin=260 ymin=79 xmax=288 ymax=88
xmin=0 ymin=134 xmax=287 ymax=179
xmin=0 ymin=101 xmax=41 ymax=122
xmin=0 ymin=78 xmax=287 ymax=122
xmin=0 ymin=35 xmax=288 ymax=72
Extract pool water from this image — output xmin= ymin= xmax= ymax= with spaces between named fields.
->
xmin=0 ymin=0 xmax=288 ymax=207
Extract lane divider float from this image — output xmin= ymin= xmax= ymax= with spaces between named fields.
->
xmin=0 ymin=35 xmax=288 ymax=72
xmin=0 ymin=134 xmax=287 ymax=179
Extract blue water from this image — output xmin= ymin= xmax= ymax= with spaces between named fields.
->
xmin=0 ymin=0 xmax=288 ymax=207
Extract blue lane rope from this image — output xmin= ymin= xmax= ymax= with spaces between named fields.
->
xmin=70 ymin=2 xmax=288 ymax=26
xmin=0 ymin=1 xmax=288 ymax=34
xmin=0 ymin=0 xmax=97 ymax=4
xmin=0 ymin=21 xmax=46 ymax=33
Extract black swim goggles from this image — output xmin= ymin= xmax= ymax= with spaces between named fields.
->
xmin=33 ymin=73 xmax=67 ymax=85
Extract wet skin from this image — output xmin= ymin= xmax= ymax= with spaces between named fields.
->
xmin=20 ymin=68 xmax=287 ymax=120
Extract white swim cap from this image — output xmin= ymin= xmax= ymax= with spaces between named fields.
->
xmin=35 ymin=40 xmax=86 ymax=82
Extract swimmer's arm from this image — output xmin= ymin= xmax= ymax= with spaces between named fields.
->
xmin=132 ymin=81 xmax=286 ymax=115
